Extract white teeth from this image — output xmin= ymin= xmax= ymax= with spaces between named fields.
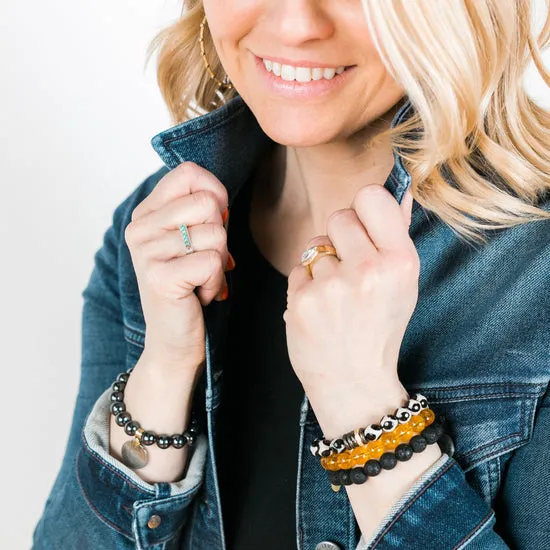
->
xmin=312 ymin=68 xmax=323 ymax=80
xmin=262 ymin=59 xmax=346 ymax=82
xmin=281 ymin=64 xmax=295 ymax=81
xmin=295 ymin=67 xmax=312 ymax=82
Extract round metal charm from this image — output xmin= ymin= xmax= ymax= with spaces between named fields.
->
xmin=121 ymin=438 xmax=149 ymax=469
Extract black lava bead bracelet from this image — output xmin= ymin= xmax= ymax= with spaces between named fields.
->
xmin=109 ymin=368 xmax=199 ymax=469
xmin=326 ymin=416 xmax=447 ymax=490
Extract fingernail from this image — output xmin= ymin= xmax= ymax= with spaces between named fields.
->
xmin=222 ymin=207 xmax=229 ymax=224
xmin=225 ymin=252 xmax=236 ymax=272
xmin=221 ymin=280 xmax=229 ymax=301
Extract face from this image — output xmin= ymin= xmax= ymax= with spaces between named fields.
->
xmin=202 ymin=0 xmax=406 ymax=147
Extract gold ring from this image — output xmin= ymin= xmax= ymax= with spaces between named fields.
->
xmin=301 ymin=245 xmax=338 ymax=277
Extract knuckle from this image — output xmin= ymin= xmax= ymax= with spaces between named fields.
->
xmin=205 ymin=249 xmax=223 ymax=273
xmin=327 ymin=208 xmax=354 ymax=227
xmin=124 ymin=221 xmax=137 ymax=246
xmin=195 ymin=190 xmax=218 ymax=217
xmin=146 ymin=262 xmax=167 ymax=295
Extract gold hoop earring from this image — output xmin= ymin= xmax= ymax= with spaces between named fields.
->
xmin=199 ymin=16 xmax=233 ymax=90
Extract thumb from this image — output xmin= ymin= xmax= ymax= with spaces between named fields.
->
xmin=400 ymin=189 xmax=414 ymax=228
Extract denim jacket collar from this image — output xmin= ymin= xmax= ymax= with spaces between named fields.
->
xmin=150 ymin=94 xmax=415 ymax=205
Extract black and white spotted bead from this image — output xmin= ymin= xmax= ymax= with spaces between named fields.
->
xmin=407 ymin=397 xmax=422 ymax=414
xmin=329 ymin=438 xmax=346 ymax=454
xmin=362 ymin=424 xmax=383 ymax=442
xmin=310 ymin=438 xmax=333 ymax=457
xmin=411 ymin=393 xmax=429 ymax=409
xmin=380 ymin=415 xmax=399 ymax=432
xmin=395 ymin=407 xmax=412 ymax=423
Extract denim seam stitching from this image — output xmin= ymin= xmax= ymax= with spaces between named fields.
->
xmin=452 ymin=510 xmax=495 ymax=550
xmin=75 ymin=447 xmax=134 ymax=540
xmin=161 ymin=104 xmax=247 ymax=148
xmin=370 ymin=458 xmax=454 ymax=547
xmin=81 ymin=430 xmax=155 ymax=495
xmin=459 ymin=398 xmax=526 ymax=459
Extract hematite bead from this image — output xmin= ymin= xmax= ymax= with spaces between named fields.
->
xmin=117 ymin=372 xmax=130 ymax=383
xmin=116 ymin=411 xmax=131 ymax=427
xmin=110 ymin=391 xmax=124 ymax=403
xmin=110 ymin=402 xmax=126 ymax=415
xmin=186 ymin=432 xmax=196 ymax=446
xmin=395 ymin=443 xmax=413 ymax=461
xmin=363 ymin=459 xmax=381 ymax=477
xmin=171 ymin=434 xmax=187 ymax=449
xmin=124 ymin=420 xmax=140 ymax=436
xmin=141 ymin=431 xmax=156 ymax=446
xmin=350 ymin=467 xmax=368 ymax=484
xmin=409 ymin=435 xmax=428 ymax=453
xmin=340 ymin=470 xmax=352 ymax=486
xmin=380 ymin=452 xmax=398 ymax=470
xmin=112 ymin=381 xmax=126 ymax=393
xmin=157 ymin=434 xmax=171 ymax=449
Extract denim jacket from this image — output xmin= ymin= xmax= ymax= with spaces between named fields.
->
xmin=32 ymin=95 xmax=550 ymax=550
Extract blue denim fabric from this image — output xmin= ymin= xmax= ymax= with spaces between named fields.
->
xmin=32 ymin=94 xmax=550 ymax=550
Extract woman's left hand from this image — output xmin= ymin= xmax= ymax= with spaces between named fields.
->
xmin=284 ymin=184 xmax=418 ymax=438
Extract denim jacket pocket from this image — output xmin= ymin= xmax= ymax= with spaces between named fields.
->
xmin=407 ymin=382 xmax=545 ymax=504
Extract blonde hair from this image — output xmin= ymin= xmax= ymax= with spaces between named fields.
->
xmin=146 ymin=0 xmax=550 ymax=242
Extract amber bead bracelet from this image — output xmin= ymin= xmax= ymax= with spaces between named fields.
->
xmin=110 ymin=367 xmax=199 ymax=469
xmin=325 ymin=416 xmax=446 ymax=489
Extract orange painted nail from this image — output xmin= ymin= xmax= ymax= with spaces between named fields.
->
xmin=222 ymin=207 xmax=229 ymax=224
xmin=225 ymin=252 xmax=236 ymax=271
xmin=221 ymin=282 xmax=229 ymax=301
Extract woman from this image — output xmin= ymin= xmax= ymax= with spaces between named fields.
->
xmin=33 ymin=1 xmax=550 ymax=549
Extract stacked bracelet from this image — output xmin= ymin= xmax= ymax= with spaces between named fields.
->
xmin=109 ymin=368 xmax=199 ymax=470
xmin=310 ymin=392 xmax=447 ymax=491
xmin=310 ymin=393 xmax=429 ymax=458
xmin=326 ymin=417 xmax=446 ymax=490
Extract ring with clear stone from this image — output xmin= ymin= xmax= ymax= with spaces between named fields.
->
xmin=300 ymin=244 xmax=338 ymax=276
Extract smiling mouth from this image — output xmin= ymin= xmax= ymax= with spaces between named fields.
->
xmin=260 ymin=58 xmax=355 ymax=83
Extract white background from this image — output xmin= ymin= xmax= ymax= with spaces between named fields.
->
xmin=1 ymin=1 xmax=549 ymax=548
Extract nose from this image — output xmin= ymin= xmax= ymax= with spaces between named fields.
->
xmin=268 ymin=0 xmax=334 ymax=45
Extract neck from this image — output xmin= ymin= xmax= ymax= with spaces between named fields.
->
xmin=259 ymin=99 xmax=405 ymax=238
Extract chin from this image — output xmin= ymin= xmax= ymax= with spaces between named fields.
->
xmin=252 ymin=110 xmax=343 ymax=148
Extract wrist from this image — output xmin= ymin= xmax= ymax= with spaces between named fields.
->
xmin=306 ymin=378 xmax=409 ymax=440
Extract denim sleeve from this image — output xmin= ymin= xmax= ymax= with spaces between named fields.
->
xmin=32 ymin=168 xmax=207 ymax=550
xmin=356 ymin=387 xmax=550 ymax=549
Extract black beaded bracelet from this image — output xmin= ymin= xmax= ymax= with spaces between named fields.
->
xmin=109 ymin=368 xmax=199 ymax=470
xmin=326 ymin=416 xmax=446 ymax=491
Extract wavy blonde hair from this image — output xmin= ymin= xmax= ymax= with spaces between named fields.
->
xmin=146 ymin=0 xmax=550 ymax=242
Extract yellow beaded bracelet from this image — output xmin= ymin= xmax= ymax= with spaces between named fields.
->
xmin=320 ymin=408 xmax=436 ymax=471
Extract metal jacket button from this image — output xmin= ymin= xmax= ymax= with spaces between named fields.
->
xmin=315 ymin=542 xmax=341 ymax=550
xmin=147 ymin=514 xmax=162 ymax=529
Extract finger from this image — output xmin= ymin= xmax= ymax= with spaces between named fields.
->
xmin=352 ymin=184 xmax=412 ymax=252
xmin=141 ymin=223 xmax=230 ymax=267
xmin=130 ymin=190 xmax=224 ymax=244
xmin=400 ymin=189 xmax=414 ymax=228
xmin=302 ymin=236 xmax=340 ymax=279
xmin=131 ymin=161 xmax=229 ymax=222
xmin=153 ymin=249 xmax=226 ymax=306
xmin=327 ymin=208 xmax=376 ymax=262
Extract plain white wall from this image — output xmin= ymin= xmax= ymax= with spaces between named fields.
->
xmin=1 ymin=1 xmax=549 ymax=548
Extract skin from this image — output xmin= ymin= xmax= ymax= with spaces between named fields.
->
xmin=202 ymin=0 xmax=443 ymax=539
xmin=113 ymin=0 xmax=442 ymax=538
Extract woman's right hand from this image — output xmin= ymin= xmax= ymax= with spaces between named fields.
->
xmin=123 ymin=161 xmax=233 ymax=373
